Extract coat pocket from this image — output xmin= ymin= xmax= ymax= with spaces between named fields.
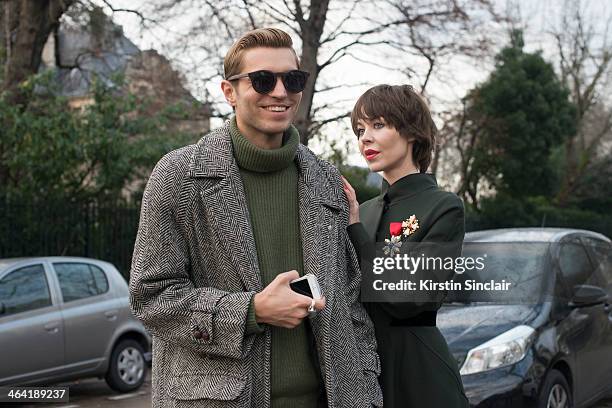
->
xmin=168 ymin=373 xmax=246 ymax=401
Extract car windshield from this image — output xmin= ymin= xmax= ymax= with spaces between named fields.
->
xmin=445 ymin=241 xmax=551 ymax=305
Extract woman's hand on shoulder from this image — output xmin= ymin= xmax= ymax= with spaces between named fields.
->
xmin=341 ymin=176 xmax=360 ymax=225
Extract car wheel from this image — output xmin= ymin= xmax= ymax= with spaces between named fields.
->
xmin=105 ymin=339 xmax=147 ymax=393
xmin=538 ymin=369 xmax=572 ymax=408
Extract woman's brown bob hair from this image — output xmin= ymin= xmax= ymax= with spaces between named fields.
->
xmin=351 ymin=84 xmax=437 ymax=173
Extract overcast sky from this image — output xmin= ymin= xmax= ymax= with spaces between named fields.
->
xmin=105 ymin=0 xmax=610 ymax=166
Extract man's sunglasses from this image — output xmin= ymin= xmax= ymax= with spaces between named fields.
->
xmin=226 ymin=70 xmax=310 ymax=94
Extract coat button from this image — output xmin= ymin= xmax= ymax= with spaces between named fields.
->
xmin=192 ymin=327 xmax=210 ymax=341
xmin=201 ymin=330 xmax=210 ymax=341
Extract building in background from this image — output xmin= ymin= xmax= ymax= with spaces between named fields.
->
xmin=40 ymin=11 xmax=210 ymax=135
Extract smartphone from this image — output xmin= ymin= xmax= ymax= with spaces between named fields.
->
xmin=289 ymin=273 xmax=322 ymax=299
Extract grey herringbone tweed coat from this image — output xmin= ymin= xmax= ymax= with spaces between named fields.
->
xmin=129 ymin=121 xmax=382 ymax=408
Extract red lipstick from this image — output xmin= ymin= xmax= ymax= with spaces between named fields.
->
xmin=364 ymin=149 xmax=380 ymax=161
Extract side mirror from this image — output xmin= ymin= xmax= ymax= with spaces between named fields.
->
xmin=569 ymin=284 xmax=609 ymax=308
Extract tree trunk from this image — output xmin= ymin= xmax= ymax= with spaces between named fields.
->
xmin=295 ymin=39 xmax=318 ymax=145
xmin=2 ymin=0 xmax=75 ymax=107
xmin=0 ymin=0 xmax=74 ymax=189
xmin=555 ymin=136 xmax=577 ymax=206
xmin=294 ymin=0 xmax=329 ymax=145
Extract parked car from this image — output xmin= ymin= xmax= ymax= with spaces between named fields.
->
xmin=0 ymin=256 xmax=151 ymax=392
xmin=439 ymin=228 xmax=612 ymax=408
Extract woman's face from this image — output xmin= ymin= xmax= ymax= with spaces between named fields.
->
xmin=356 ymin=117 xmax=415 ymax=175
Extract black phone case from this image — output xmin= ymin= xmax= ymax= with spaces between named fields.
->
xmin=290 ymin=279 xmax=313 ymax=298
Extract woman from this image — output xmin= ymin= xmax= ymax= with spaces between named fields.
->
xmin=342 ymin=84 xmax=469 ymax=408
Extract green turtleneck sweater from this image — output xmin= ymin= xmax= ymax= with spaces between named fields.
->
xmin=229 ymin=117 xmax=321 ymax=408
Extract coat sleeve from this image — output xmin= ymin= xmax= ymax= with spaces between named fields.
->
xmin=377 ymin=195 xmax=466 ymax=320
xmin=129 ymin=149 xmax=256 ymax=359
xmin=344 ymin=227 xmax=383 ymax=407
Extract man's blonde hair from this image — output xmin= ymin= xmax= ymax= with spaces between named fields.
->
xmin=224 ymin=28 xmax=300 ymax=79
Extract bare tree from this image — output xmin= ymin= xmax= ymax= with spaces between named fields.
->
xmin=382 ymin=0 xmax=502 ymax=180
xmin=435 ymin=92 xmax=492 ymax=207
xmin=142 ymin=0 xmax=399 ymax=144
xmin=140 ymin=0 xmax=501 ymax=147
xmin=385 ymin=0 xmax=498 ymax=93
xmin=552 ymin=0 xmax=612 ymax=205
xmin=1 ymin=0 xmax=504 ymax=172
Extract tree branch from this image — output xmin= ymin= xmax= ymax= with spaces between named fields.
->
xmin=100 ymin=0 xmax=153 ymax=24
xmin=309 ymin=111 xmax=351 ymax=135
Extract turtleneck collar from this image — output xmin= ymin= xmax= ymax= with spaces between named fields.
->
xmin=229 ymin=115 xmax=299 ymax=173
xmin=382 ymin=172 xmax=438 ymax=202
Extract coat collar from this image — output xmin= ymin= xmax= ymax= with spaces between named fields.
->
xmin=382 ymin=173 xmax=438 ymax=202
xmin=187 ymin=120 xmax=342 ymax=210
xmin=188 ymin=122 xmax=233 ymax=178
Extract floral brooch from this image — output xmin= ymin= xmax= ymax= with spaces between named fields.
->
xmin=382 ymin=215 xmax=420 ymax=256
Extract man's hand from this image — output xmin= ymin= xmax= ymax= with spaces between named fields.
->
xmin=253 ymin=270 xmax=326 ymax=328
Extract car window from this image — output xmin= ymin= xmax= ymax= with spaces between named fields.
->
xmin=582 ymin=237 xmax=612 ymax=286
xmin=558 ymin=238 xmax=599 ymax=295
xmin=53 ymin=263 xmax=109 ymax=302
xmin=0 ymin=264 xmax=52 ymax=316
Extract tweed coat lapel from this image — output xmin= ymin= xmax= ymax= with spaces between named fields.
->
xmin=187 ymin=123 xmax=263 ymax=292
xmin=295 ymin=145 xmax=342 ymax=298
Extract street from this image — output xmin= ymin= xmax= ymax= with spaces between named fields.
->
xmin=5 ymin=373 xmax=152 ymax=408
xmin=4 ymin=372 xmax=611 ymax=407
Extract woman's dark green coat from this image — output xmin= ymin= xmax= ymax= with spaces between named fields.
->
xmin=348 ymin=173 xmax=469 ymax=408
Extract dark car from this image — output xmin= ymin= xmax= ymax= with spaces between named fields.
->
xmin=438 ymin=228 xmax=612 ymax=408
xmin=0 ymin=257 xmax=151 ymax=392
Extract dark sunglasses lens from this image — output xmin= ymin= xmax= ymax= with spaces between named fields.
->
xmin=249 ymin=71 xmax=276 ymax=94
xmin=283 ymin=71 xmax=308 ymax=93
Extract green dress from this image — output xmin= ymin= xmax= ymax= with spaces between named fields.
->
xmin=348 ymin=173 xmax=469 ymax=408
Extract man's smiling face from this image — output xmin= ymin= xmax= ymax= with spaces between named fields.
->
xmin=224 ymin=47 xmax=302 ymax=142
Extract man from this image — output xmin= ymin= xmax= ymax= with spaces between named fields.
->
xmin=129 ymin=28 xmax=381 ymax=408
